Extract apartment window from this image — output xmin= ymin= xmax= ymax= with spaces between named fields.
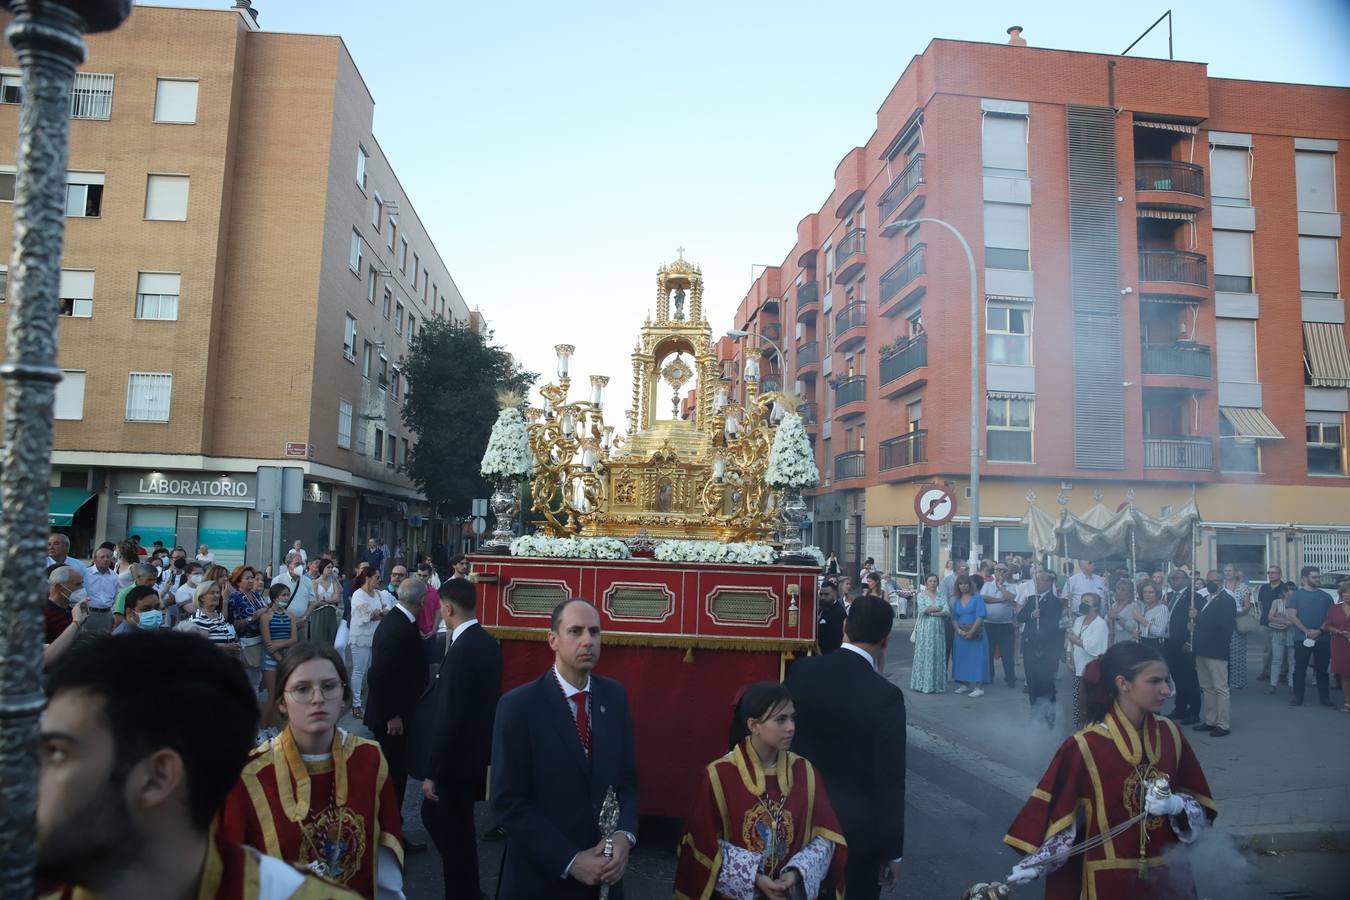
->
xmin=986 ymin=304 xmax=1031 ymax=365
xmin=343 ymin=313 xmax=357 ymax=359
xmin=1295 ymin=150 xmax=1336 ymax=212
xmin=906 ymin=398 xmax=923 ymax=431
xmin=982 ymin=113 xmax=1028 ymax=177
xmin=412 ymin=254 xmax=419 ymax=287
xmin=361 ymin=340 xmax=373 ymax=379
xmin=1213 ymin=230 xmax=1253 ymax=293
xmin=0 ymin=265 xmax=7 ymax=301
xmin=1209 ymin=147 xmax=1250 ymax=206
xmin=54 ymin=370 xmax=85 ymax=420
xmin=986 ymin=394 xmax=1033 ymax=462
xmin=823 ymin=242 xmax=833 ymax=293
xmin=399 ymin=236 xmax=408 ymax=273
xmin=153 ymin=78 xmax=198 ymax=124
xmin=984 ymin=202 xmax=1029 ymax=270
xmin=422 ymin=270 xmax=429 ymax=302
xmin=349 ymin=229 xmax=362 ymax=273
xmin=382 ymin=286 xmax=392 ymax=319
xmin=386 ymin=434 xmax=396 ymax=467
xmin=408 ymin=314 xmax=416 ymax=343
xmin=1 ymin=69 xmax=21 ymax=104
xmin=125 ymin=372 xmax=172 ymax=422
xmin=401 ymin=438 xmax=410 ymax=466
xmin=394 ymin=302 xmax=404 ymax=335
xmin=1307 ymin=413 xmax=1345 ymax=476
xmin=356 ymin=145 xmax=368 ymax=190
xmin=391 ymin=367 xmax=401 ymax=401
xmin=70 ymin=72 xmax=114 ymax=120
xmin=1219 ymin=417 xmax=1260 ymax=473
xmin=1216 ymin=318 xmax=1257 ymax=383
xmin=0 ymin=165 xmax=13 ymax=202
xmin=337 ymin=399 xmax=353 ymax=449
xmin=378 ymin=355 xmax=388 ymax=389
xmin=387 ymin=220 xmax=396 ymax=251
xmin=65 ymin=171 xmax=104 ymax=217
xmin=374 ymin=426 xmax=385 ymax=461
xmin=366 ymin=265 xmax=377 ymax=303
xmin=58 ymin=268 xmax=94 ymax=317
xmin=356 ymin=418 xmax=368 ymax=455
xmin=144 ymin=174 xmax=189 ymax=221
xmin=135 ymin=272 xmax=180 ymax=321
xmin=1299 ymin=236 xmax=1340 ymax=299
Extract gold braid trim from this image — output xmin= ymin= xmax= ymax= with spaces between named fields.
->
xmin=484 ymin=625 xmax=816 ymax=654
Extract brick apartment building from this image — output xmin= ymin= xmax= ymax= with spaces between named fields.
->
xmin=0 ymin=3 xmax=474 ymax=569
xmin=721 ymin=29 xmax=1350 ymax=580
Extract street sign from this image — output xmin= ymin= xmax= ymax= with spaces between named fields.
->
xmin=471 ymin=498 xmax=487 ymax=518
xmin=284 ymin=442 xmax=308 ymax=458
xmin=472 ymin=517 xmax=487 ymax=536
xmin=914 ymin=484 xmax=956 ymax=526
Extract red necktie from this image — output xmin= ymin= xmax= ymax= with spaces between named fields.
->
xmin=570 ymin=691 xmax=591 ymax=757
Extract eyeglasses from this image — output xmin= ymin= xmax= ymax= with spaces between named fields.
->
xmin=284 ymin=680 xmax=344 ymax=701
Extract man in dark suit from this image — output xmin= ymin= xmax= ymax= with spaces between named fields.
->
xmin=785 ymin=595 xmax=905 ymax=900
xmin=420 ymin=577 xmax=503 ymax=899
xmin=490 ymin=599 xmax=639 ymax=899
xmin=816 ymin=579 xmax=845 ymax=653
xmin=363 ymin=575 xmax=429 ymax=811
xmin=1163 ymin=569 xmax=1201 ymax=724
xmin=1018 ymin=569 xmax=1064 ymax=727
xmin=1191 ymin=571 xmax=1237 ymax=737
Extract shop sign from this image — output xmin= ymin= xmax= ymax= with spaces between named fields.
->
xmin=305 ymin=483 xmax=332 ymax=504
xmin=136 ymin=475 xmax=250 ymax=498
xmin=285 ymin=442 xmax=314 ymax=459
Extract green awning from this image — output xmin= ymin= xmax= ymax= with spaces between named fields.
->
xmin=49 ymin=487 xmax=95 ymax=526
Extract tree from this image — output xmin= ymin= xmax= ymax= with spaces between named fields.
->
xmin=400 ymin=319 xmax=535 ymax=517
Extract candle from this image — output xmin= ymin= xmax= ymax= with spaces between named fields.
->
xmin=713 ymin=455 xmax=726 ymax=480
xmin=561 ymin=412 xmax=576 ymax=438
xmin=555 ymin=344 xmax=575 ymax=380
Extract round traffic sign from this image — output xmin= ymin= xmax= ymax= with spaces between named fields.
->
xmin=914 ymin=484 xmax=956 ymax=526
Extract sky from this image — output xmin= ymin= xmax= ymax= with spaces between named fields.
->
xmin=151 ymin=0 xmax=1350 ymax=425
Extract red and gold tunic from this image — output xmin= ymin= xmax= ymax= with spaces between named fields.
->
xmin=674 ymin=740 xmax=847 ymax=900
xmin=1004 ymin=704 xmax=1218 ymax=900
xmin=217 ymin=728 xmax=402 ymax=899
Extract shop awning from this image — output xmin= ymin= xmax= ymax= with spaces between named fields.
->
xmin=49 ymin=487 xmax=95 ymax=526
xmin=1303 ymin=322 xmax=1350 ymax=388
xmin=1134 ymin=119 xmax=1199 ymax=134
xmin=1220 ymin=407 xmax=1284 ymax=440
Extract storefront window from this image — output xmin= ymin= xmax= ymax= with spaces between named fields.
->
xmin=127 ymin=506 xmax=177 ymax=550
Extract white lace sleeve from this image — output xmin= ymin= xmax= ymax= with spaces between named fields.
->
xmin=714 ymin=840 xmax=761 ymax=900
xmin=1018 ymin=822 xmax=1077 ymax=878
xmin=1171 ymin=794 xmax=1209 ymax=844
xmin=784 ymin=835 xmax=835 ymax=900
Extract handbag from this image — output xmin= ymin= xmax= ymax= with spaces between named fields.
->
xmin=1235 ymin=595 xmax=1260 ymax=634
xmin=334 ymin=618 xmax=350 ymax=653
xmin=239 ymin=635 xmax=264 ymax=668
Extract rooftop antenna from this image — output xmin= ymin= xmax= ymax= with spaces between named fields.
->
xmin=1121 ymin=9 xmax=1173 ymax=59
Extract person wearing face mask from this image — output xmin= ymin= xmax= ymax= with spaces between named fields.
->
xmin=112 ymin=586 xmax=165 ymax=635
xmin=1066 ymin=593 xmax=1110 ymax=730
xmin=44 ymin=565 xmax=87 ymax=643
xmin=260 ymin=584 xmax=307 ymax=735
xmin=1190 ymin=570 xmax=1237 ymax=737
xmin=174 ymin=561 xmax=205 ymax=612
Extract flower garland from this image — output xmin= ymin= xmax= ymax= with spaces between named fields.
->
xmin=798 ymin=546 xmax=826 ymax=567
xmin=481 ymin=407 xmax=534 ymax=480
xmin=766 ymin=412 xmax=819 ymax=489
xmin=509 ymin=534 xmax=631 ymax=560
xmin=653 ymin=540 xmax=778 ymax=566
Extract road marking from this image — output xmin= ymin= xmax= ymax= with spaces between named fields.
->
xmin=907 ymin=722 xmax=1038 ymax=801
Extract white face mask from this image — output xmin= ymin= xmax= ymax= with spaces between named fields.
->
xmin=66 ymin=588 xmax=88 ymax=604
xmin=189 ymin=573 xmax=204 ymax=585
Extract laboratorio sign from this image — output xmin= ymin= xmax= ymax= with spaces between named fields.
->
xmin=135 ymin=477 xmax=250 ymax=498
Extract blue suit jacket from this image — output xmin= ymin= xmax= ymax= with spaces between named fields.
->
xmin=490 ymin=670 xmax=639 ymax=899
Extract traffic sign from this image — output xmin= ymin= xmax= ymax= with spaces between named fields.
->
xmin=914 ymin=484 xmax=956 ymax=526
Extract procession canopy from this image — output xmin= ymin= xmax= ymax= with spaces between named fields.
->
xmin=1021 ymin=495 xmax=1200 ymax=566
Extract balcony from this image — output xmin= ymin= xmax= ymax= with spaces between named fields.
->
xmin=832 ymin=375 xmax=866 ymax=418
xmin=880 ymin=336 xmax=928 ymax=395
xmin=834 ymin=301 xmax=867 ymax=352
xmin=795 ymin=340 xmax=819 ymax=374
xmin=878 ymin=155 xmax=925 ymax=225
xmin=1143 ymin=437 xmax=1213 ymax=471
xmin=798 ymin=401 xmax=819 ymax=425
xmin=760 ymin=375 xmax=782 ymax=394
xmin=1139 ymin=250 xmax=1208 ymax=296
xmin=761 ymin=322 xmax=782 ymax=345
xmin=835 ymin=228 xmax=866 ymax=283
xmin=834 ymin=450 xmax=865 ymax=482
xmin=880 ymin=244 xmax=926 ymax=310
xmin=879 ymin=430 xmax=927 ymax=471
xmin=1140 ymin=343 xmax=1212 ymax=378
xmin=796 ymin=280 xmax=820 ymax=319
xmin=1135 ymin=160 xmax=1205 ymax=198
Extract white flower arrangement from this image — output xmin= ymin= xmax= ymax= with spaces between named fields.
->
xmin=766 ymin=412 xmax=819 ymax=489
xmin=509 ymin=534 xmax=631 ymax=560
xmin=799 ymin=546 xmax=826 ymax=567
xmin=481 ymin=407 xmax=535 ymax=480
xmin=653 ymin=540 xmax=779 ymax=566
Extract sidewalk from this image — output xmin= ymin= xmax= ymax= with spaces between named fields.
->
xmin=885 ymin=621 xmax=1349 ymax=851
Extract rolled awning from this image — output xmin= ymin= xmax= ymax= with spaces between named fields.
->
xmin=1137 ymin=208 xmax=1196 ymax=222
xmin=1220 ymin=407 xmax=1284 ymax=440
xmin=1303 ymin=322 xmax=1350 ymax=388
xmin=1135 ymin=119 xmax=1199 ymax=134
xmin=49 ymin=487 xmax=95 ymax=526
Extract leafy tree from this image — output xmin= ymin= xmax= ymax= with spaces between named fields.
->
xmin=400 ymin=319 xmax=535 ymax=517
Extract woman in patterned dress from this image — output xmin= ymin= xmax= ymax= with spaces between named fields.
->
xmin=910 ymin=573 xmax=948 ymax=693
xmin=1223 ymin=564 xmax=1252 ymax=689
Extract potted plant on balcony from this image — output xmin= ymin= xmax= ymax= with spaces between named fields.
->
xmin=480 ymin=391 xmax=535 ymax=553
xmin=766 ymin=403 xmax=821 ymax=566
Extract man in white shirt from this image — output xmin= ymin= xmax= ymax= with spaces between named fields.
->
xmin=290 ymin=539 xmax=307 ymax=563
xmin=1067 ymin=559 xmax=1107 ymax=608
xmin=46 ymin=532 xmax=74 ymax=569
xmin=981 ymin=564 xmax=1019 ymax=687
xmin=82 ymin=545 xmax=119 ymax=636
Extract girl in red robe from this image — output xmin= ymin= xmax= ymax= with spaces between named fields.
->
xmin=218 ymin=642 xmax=403 ymax=899
xmin=675 ymin=682 xmax=847 ymax=900
xmin=1003 ymin=641 xmax=1218 ymax=899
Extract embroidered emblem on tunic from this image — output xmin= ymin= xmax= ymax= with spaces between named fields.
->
xmin=742 ymin=796 xmax=794 ymax=873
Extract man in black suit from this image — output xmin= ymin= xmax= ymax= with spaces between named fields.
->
xmin=420 ymin=577 xmax=503 ymax=899
xmin=1163 ymin=569 xmax=1201 ymax=724
xmin=363 ymin=575 xmax=429 ymax=810
xmin=1191 ymin=570 xmax=1237 ymax=737
xmin=490 ymin=599 xmax=639 ymax=899
xmin=1018 ymin=569 xmax=1064 ymax=727
xmin=785 ymin=595 xmax=905 ymax=900
xmin=816 ymin=579 xmax=845 ymax=654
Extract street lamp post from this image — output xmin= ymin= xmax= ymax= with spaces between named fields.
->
xmin=0 ymin=1 xmax=131 ymax=893
xmin=725 ymin=328 xmax=787 ymax=394
xmin=886 ymin=216 xmax=981 ymax=568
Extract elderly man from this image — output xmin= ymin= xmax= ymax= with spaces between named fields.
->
xmin=83 ymin=545 xmax=119 ymax=635
xmin=1067 ymin=559 xmax=1107 ymax=608
xmin=365 ymin=576 xmax=430 ymax=817
xmin=111 ymin=562 xmax=159 ymax=627
xmin=1018 ymin=570 xmax=1065 ymax=726
xmin=1163 ymin=569 xmax=1200 ymax=724
xmin=46 ymin=532 xmax=74 ymax=568
xmin=45 ymin=565 xmax=85 ymax=644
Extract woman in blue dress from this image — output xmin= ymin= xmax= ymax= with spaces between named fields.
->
xmin=950 ymin=572 xmax=992 ymax=696
xmin=910 ymin=573 xmax=948 ymax=693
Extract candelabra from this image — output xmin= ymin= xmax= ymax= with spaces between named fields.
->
xmin=702 ymin=373 xmax=785 ymax=543
xmin=529 ymin=344 xmax=614 ymax=535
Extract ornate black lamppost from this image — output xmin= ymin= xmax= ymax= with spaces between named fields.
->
xmin=0 ymin=1 xmax=130 ymax=893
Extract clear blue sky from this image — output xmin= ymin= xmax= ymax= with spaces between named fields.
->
xmin=150 ymin=0 xmax=1350 ymax=421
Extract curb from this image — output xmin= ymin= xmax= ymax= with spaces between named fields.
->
xmin=1226 ymin=824 xmax=1350 ymax=853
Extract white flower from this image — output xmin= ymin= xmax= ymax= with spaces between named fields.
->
xmin=799 ymin=546 xmax=826 ymax=567
xmin=481 ymin=407 xmax=535 ymax=480
xmin=653 ymin=540 xmax=779 ymax=566
xmin=766 ymin=413 xmax=820 ymax=489
xmin=509 ymin=534 xmax=631 ymax=560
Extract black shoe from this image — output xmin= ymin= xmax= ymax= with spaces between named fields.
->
xmin=1289 ymin=699 xmax=1304 ymax=706
xmin=1180 ymin=716 xmax=1201 ymax=725
xmin=1209 ymin=727 xmax=1230 ymax=737
xmin=1192 ymin=723 xmax=1213 ymax=731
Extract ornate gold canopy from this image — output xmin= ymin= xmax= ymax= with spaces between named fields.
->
xmin=527 ymin=254 xmax=784 ymax=542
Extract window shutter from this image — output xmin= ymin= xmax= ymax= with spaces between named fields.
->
xmin=154 ymin=79 xmax=198 ymax=123
xmin=984 ymin=203 xmax=1029 ymax=250
xmin=982 ymin=115 xmax=1027 ymax=174
xmin=59 ymin=269 xmax=94 ymax=298
xmin=1216 ymin=319 xmax=1257 ymax=382
xmin=1299 ymin=237 xmax=1339 ymax=295
xmin=54 ymin=370 xmax=85 ymax=420
xmin=137 ymin=272 xmax=180 ymax=295
xmin=145 ymin=175 xmax=189 ymax=220
xmin=1212 ymin=230 xmax=1253 ymax=277
xmin=1208 ymin=148 xmax=1249 ymax=202
xmin=1295 ymin=151 xmax=1335 ymax=213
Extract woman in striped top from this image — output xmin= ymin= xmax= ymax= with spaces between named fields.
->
xmin=190 ymin=579 xmax=240 ymax=656
xmin=260 ymin=583 xmax=306 ymax=731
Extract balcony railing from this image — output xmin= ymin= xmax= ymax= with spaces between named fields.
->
xmin=837 ymin=228 xmax=866 ymax=261
xmin=880 ymin=244 xmax=927 ymax=307
xmin=880 ymin=430 xmax=927 ymax=470
xmin=797 ymin=280 xmax=820 ymax=309
xmin=796 ymin=341 xmax=819 ymax=371
xmin=1143 ymin=437 xmax=1213 ymax=470
xmin=798 ymin=401 xmax=819 ymax=425
xmin=833 ymin=375 xmax=866 ymax=408
xmin=834 ymin=450 xmax=865 ymax=481
xmin=1141 ymin=343 xmax=1212 ymax=377
xmin=835 ymin=301 xmax=867 ymax=336
xmin=1135 ymin=160 xmax=1205 ymax=197
xmin=878 ymin=155 xmax=925 ymax=222
xmin=1139 ymin=250 xmax=1208 ymax=287
xmin=880 ymin=336 xmax=928 ymax=385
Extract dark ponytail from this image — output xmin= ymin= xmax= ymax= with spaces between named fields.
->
xmin=1084 ymin=641 xmax=1165 ymax=723
xmin=728 ymin=681 xmax=793 ymax=750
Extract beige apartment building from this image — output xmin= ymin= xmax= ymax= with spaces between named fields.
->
xmin=0 ymin=3 xmax=473 ymax=569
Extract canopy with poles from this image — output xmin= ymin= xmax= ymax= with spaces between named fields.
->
xmin=1021 ymin=497 xmax=1200 ymax=567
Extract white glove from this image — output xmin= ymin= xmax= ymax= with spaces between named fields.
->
xmin=1006 ymin=863 xmax=1039 ymax=885
xmin=1145 ymin=792 xmax=1184 ymax=817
